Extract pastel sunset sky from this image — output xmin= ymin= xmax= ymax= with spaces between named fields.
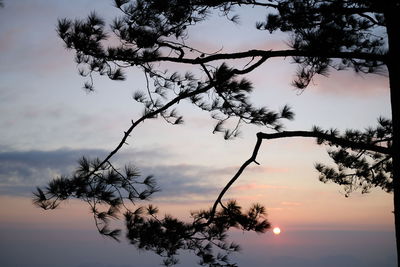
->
xmin=0 ymin=1 xmax=395 ymax=266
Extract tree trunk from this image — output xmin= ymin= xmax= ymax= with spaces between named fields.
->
xmin=385 ymin=2 xmax=400 ymax=265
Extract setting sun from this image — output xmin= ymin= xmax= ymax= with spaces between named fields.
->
xmin=273 ymin=227 xmax=281 ymax=235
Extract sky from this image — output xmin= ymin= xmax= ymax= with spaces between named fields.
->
xmin=0 ymin=1 xmax=396 ymax=266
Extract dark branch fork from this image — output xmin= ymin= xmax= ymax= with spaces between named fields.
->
xmin=207 ymin=129 xmax=392 ymax=223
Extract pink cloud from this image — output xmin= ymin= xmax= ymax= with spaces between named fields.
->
xmin=281 ymin=201 xmax=302 ymax=206
xmin=232 ymin=183 xmax=289 ymax=192
xmin=308 ymin=70 xmax=389 ymax=97
xmin=0 ymin=28 xmax=24 ymax=53
xmin=246 ymin=165 xmax=290 ymax=173
xmin=230 ymin=194 xmax=266 ymax=202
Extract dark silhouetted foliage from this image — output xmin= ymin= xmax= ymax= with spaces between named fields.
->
xmin=33 ymin=157 xmax=269 ymax=266
xmin=35 ymin=0 xmax=398 ymax=265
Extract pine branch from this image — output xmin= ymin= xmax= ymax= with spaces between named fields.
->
xmin=154 ymin=49 xmax=387 ymax=65
xmin=258 ymin=131 xmax=392 ymax=155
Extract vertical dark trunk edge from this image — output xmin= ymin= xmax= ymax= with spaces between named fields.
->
xmin=385 ymin=1 xmax=400 ymax=265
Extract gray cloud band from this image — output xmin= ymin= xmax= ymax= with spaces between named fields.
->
xmin=0 ymin=148 xmax=224 ymax=201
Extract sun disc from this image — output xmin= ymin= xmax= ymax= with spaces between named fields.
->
xmin=273 ymin=227 xmax=281 ymax=235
